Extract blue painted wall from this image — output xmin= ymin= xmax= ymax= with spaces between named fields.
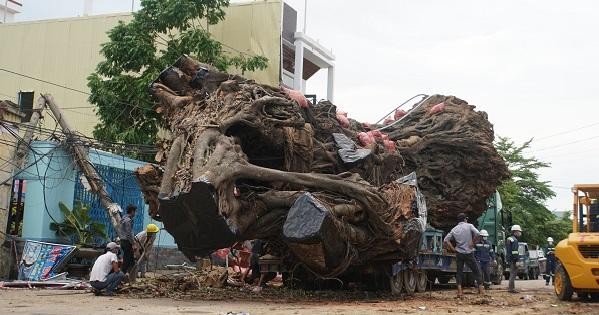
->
xmin=18 ymin=141 xmax=177 ymax=248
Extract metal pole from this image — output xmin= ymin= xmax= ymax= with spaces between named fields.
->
xmin=303 ymin=0 xmax=308 ymax=34
xmin=4 ymin=0 xmax=8 ymax=23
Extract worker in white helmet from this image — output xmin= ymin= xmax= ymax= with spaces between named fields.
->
xmin=543 ymin=236 xmax=556 ymax=286
xmin=506 ymin=225 xmax=522 ymax=293
xmin=474 ymin=229 xmax=495 ymax=289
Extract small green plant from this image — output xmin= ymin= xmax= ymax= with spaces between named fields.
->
xmin=49 ymin=201 xmax=108 ymax=246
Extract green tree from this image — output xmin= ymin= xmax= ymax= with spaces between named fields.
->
xmin=543 ymin=212 xmax=573 ymax=243
xmin=88 ymin=0 xmax=268 ymax=157
xmin=495 ymin=137 xmax=560 ymax=245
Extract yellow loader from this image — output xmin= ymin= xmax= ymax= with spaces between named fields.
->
xmin=554 ymin=184 xmax=599 ymax=300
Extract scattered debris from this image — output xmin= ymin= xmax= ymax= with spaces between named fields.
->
xmin=120 ymin=266 xmax=228 ymax=298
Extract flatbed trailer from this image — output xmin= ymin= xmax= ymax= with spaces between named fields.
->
xmin=389 ymin=227 xmax=475 ymax=295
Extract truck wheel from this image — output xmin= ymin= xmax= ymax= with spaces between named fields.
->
xmin=554 ymin=264 xmax=574 ymax=301
xmin=528 ymin=269 xmax=535 ymax=280
xmin=389 ymin=272 xmax=403 ymax=295
xmin=403 ymin=270 xmax=417 ymax=295
xmin=437 ymin=275 xmax=451 ymax=284
xmin=416 ymin=271 xmax=427 ymax=293
xmin=492 ymin=257 xmax=503 ymax=285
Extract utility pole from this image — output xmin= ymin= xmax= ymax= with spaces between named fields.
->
xmin=44 ymin=94 xmax=121 ymax=231
xmin=13 ymin=96 xmax=45 ymax=169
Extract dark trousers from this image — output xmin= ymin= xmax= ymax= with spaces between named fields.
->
xmin=456 ymin=252 xmax=482 ymax=287
xmin=478 ymin=260 xmax=491 ymax=286
xmin=90 ymin=271 xmax=125 ymax=294
xmin=121 ymin=240 xmax=135 ymax=273
xmin=509 ymin=261 xmax=517 ymax=291
xmin=545 ymin=257 xmax=556 ymax=284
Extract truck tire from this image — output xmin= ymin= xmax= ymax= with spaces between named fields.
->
xmin=416 ymin=271 xmax=427 ymax=293
xmin=463 ymin=273 xmax=476 ymax=287
xmin=492 ymin=257 xmax=503 ymax=285
xmin=437 ymin=275 xmax=451 ymax=284
xmin=389 ymin=272 xmax=403 ymax=295
xmin=554 ymin=263 xmax=574 ymax=301
xmin=528 ymin=268 xmax=535 ymax=280
xmin=403 ymin=270 xmax=417 ymax=295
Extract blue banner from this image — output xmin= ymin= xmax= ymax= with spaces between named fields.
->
xmin=18 ymin=240 xmax=76 ymax=281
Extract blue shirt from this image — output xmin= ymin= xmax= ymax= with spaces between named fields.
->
xmin=444 ymin=222 xmax=480 ymax=254
xmin=506 ymin=235 xmax=519 ymax=263
xmin=474 ymin=239 xmax=494 ymax=262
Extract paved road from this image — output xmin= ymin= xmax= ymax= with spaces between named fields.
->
xmin=2 ymin=279 xmax=596 ymax=315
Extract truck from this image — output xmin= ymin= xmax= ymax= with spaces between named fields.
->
xmin=554 ymin=184 xmax=599 ymax=301
xmin=509 ymin=242 xmax=542 ymax=280
xmin=389 ymin=191 xmax=506 ymax=294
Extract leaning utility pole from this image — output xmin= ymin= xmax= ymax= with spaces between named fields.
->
xmin=13 ymin=96 xmax=46 ymax=170
xmin=43 ymin=94 xmax=121 ymax=231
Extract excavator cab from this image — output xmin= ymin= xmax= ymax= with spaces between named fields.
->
xmin=554 ymin=184 xmax=599 ymax=300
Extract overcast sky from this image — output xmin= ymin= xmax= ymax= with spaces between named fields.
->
xmin=14 ymin=0 xmax=599 ymax=213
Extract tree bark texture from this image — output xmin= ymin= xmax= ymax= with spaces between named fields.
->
xmin=134 ymin=55 xmax=509 ymax=277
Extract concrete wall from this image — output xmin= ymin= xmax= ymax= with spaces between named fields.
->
xmin=0 ymin=0 xmax=282 ymax=138
xmin=0 ymin=102 xmax=24 ymax=280
xmin=15 ymin=141 xmax=178 ymax=248
xmin=0 ymin=102 xmax=24 ymax=243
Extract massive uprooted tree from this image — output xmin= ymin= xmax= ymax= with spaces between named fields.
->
xmin=135 ymin=55 xmax=508 ymax=278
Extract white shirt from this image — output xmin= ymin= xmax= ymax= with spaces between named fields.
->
xmin=134 ymin=231 xmax=156 ymax=257
xmin=443 ymin=222 xmax=480 ymax=254
xmin=89 ymin=252 xmax=118 ymax=282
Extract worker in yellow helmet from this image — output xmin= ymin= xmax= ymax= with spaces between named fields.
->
xmin=134 ymin=223 xmax=160 ymax=278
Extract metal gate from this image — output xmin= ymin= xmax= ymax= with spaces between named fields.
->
xmin=73 ymin=164 xmax=145 ymax=242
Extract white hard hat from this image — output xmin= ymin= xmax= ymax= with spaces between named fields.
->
xmin=511 ymin=225 xmax=522 ymax=232
xmin=106 ymin=242 xmax=120 ymax=250
xmin=480 ymin=230 xmax=489 ymax=237
xmin=547 ymin=237 xmax=554 ymax=242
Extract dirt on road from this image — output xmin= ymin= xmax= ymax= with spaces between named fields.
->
xmin=1 ymin=280 xmax=597 ymax=315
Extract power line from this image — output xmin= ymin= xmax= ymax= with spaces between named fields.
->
xmin=530 ymin=135 xmax=599 ymax=153
xmin=534 ymin=120 xmax=599 ymax=142
xmin=0 ymin=68 xmax=156 ymax=114
xmin=0 ymin=68 xmax=91 ymax=96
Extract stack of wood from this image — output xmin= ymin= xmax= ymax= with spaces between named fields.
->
xmin=134 ymin=55 xmax=508 ymax=278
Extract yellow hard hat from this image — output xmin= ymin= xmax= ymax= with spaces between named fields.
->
xmin=146 ymin=223 xmax=160 ymax=233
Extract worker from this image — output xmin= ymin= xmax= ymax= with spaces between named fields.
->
xmin=506 ymin=225 xmax=522 ymax=293
xmin=544 ymin=236 xmax=556 ymax=286
xmin=118 ymin=204 xmax=137 ymax=274
xmin=474 ymin=229 xmax=495 ymax=290
xmin=444 ymin=213 xmax=485 ymax=297
xmin=89 ymin=242 xmax=125 ymax=296
xmin=134 ymin=223 xmax=160 ymax=278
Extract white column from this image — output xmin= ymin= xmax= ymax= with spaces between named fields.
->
xmin=293 ymin=39 xmax=304 ymax=92
xmin=327 ymin=66 xmax=335 ymax=102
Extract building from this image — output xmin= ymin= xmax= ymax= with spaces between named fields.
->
xmin=0 ymin=0 xmax=335 ymax=138
xmin=0 ymin=100 xmax=24 ymax=278
xmin=0 ymin=0 xmax=21 ymax=23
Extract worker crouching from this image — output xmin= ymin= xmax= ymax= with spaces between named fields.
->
xmin=90 ymin=242 xmax=125 ymax=296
